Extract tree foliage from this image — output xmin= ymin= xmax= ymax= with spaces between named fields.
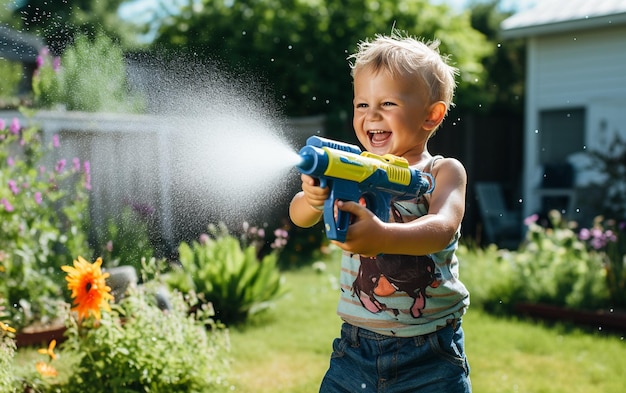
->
xmin=468 ymin=0 xmax=526 ymax=115
xmin=153 ymin=0 xmax=491 ymax=119
xmin=12 ymin=0 xmax=142 ymax=53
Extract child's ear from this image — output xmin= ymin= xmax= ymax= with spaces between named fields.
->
xmin=423 ymin=101 xmax=447 ymax=131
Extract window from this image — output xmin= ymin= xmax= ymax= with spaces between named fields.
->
xmin=538 ymin=108 xmax=585 ymax=165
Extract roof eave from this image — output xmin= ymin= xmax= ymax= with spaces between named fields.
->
xmin=501 ymin=12 xmax=626 ymax=39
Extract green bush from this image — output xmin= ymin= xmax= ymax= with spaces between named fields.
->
xmin=167 ymin=223 xmax=288 ymax=325
xmin=59 ymin=284 xmax=231 ymax=393
xmin=0 ymin=59 xmax=22 ymax=109
xmin=460 ymin=210 xmax=610 ymax=314
xmin=32 ymin=33 xmax=144 ymax=113
xmin=0 ymin=301 xmax=18 ymax=392
xmin=0 ymin=114 xmax=92 ymax=329
xmin=94 ymin=204 xmax=157 ymax=272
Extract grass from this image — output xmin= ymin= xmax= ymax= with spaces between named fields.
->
xmin=229 ymin=257 xmax=626 ymax=393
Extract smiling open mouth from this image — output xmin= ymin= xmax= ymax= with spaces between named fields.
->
xmin=368 ymin=130 xmax=391 ymax=145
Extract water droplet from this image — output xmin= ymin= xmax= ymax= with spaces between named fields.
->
xmin=242 ymin=31 xmax=247 ymax=35
xmin=311 ymin=96 xmax=316 ymax=101
xmin=497 ymin=43 xmax=502 ymax=48
xmin=534 ymin=129 xmax=539 ymax=134
xmin=361 ymin=383 xmax=367 ymax=389
xmin=288 ymin=45 xmax=293 ymax=50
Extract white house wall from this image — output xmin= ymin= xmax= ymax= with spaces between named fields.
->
xmin=523 ymin=25 xmax=626 ymax=219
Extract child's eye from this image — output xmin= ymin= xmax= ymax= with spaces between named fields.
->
xmin=382 ymin=101 xmax=396 ymax=107
xmin=355 ymin=103 xmax=368 ymax=108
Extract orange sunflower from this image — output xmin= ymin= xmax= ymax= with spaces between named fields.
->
xmin=61 ymin=256 xmax=114 ymax=321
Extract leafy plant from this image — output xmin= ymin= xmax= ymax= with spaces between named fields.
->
xmin=460 ymin=211 xmax=610 ymax=314
xmin=0 ymin=58 xmax=23 ymax=109
xmin=585 ymin=132 xmax=626 ymax=221
xmin=19 ymin=257 xmax=231 ymax=393
xmin=579 ymin=216 xmax=626 ymax=308
xmin=60 ymin=285 xmax=231 ymax=393
xmin=167 ymin=223 xmax=288 ymax=325
xmin=0 ymin=300 xmax=18 ymax=392
xmin=94 ymin=203 xmax=157 ymax=271
xmin=32 ymin=33 xmax=145 ymax=113
xmin=0 ymin=114 xmax=92 ymax=329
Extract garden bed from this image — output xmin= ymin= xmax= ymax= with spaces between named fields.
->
xmin=515 ymin=303 xmax=626 ymax=333
xmin=15 ymin=322 xmax=67 ymax=348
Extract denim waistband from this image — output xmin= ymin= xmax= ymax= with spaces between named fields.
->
xmin=342 ymin=319 xmax=458 ymax=344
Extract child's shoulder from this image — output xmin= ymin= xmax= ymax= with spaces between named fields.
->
xmin=430 ymin=156 xmax=467 ymax=182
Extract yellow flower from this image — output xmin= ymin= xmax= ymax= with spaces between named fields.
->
xmin=36 ymin=361 xmax=58 ymax=377
xmin=61 ymin=256 xmax=114 ymax=321
xmin=38 ymin=339 xmax=57 ymax=360
xmin=0 ymin=320 xmax=16 ymax=334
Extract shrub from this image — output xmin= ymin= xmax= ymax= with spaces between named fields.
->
xmin=61 ymin=286 xmax=231 ymax=393
xmin=21 ymin=257 xmax=231 ymax=393
xmin=94 ymin=204 xmax=157 ymax=272
xmin=0 ymin=301 xmax=18 ymax=392
xmin=167 ymin=223 xmax=288 ymax=325
xmin=459 ymin=211 xmax=610 ymax=314
xmin=578 ymin=216 xmax=626 ymax=308
xmin=32 ymin=34 xmax=145 ymax=113
xmin=0 ymin=114 xmax=92 ymax=329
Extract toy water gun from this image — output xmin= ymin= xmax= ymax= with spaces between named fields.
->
xmin=296 ymin=136 xmax=434 ymax=242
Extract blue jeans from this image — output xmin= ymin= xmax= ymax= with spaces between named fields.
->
xmin=319 ymin=321 xmax=471 ymax=393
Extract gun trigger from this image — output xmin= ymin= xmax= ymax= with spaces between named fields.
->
xmin=319 ymin=178 xmax=327 ymax=189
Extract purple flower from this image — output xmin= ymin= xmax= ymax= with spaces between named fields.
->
xmin=55 ymin=158 xmax=66 ymax=173
xmin=34 ymin=192 xmax=42 ymax=205
xmin=72 ymin=157 xmax=81 ymax=171
xmin=83 ymin=160 xmax=92 ymax=190
xmin=53 ymin=56 xmax=61 ymax=71
xmin=36 ymin=55 xmax=44 ymax=68
xmin=524 ymin=214 xmax=539 ymax=226
xmin=52 ymin=134 xmax=60 ymax=148
xmin=199 ymin=233 xmax=210 ymax=245
xmin=1 ymin=198 xmax=13 ymax=212
xmin=9 ymin=118 xmax=20 ymax=135
xmin=131 ymin=202 xmax=155 ymax=218
xmin=8 ymin=180 xmax=19 ymax=195
xmin=0 ymin=118 xmax=5 ymax=130
xmin=7 ymin=157 xmax=14 ymax=167
xmin=579 ymin=228 xmax=591 ymax=241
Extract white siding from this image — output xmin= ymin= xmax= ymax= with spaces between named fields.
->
xmin=523 ymin=25 xmax=626 ymax=218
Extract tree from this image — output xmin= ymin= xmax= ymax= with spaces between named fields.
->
xmin=468 ymin=0 xmax=526 ymax=115
xmin=152 ymin=0 xmax=492 ymax=125
xmin=13 ymin=0 xmax=142 ymax=54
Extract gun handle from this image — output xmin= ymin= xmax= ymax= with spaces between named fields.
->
xmin=323 ymin=201 xmax=350 ymax=243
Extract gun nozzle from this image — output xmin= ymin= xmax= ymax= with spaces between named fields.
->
xmin=297 ymin=152 xmax=315 ymax=172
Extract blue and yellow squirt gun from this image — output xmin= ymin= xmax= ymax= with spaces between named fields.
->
xmin=296 ymin=136 xmax=434 ymax=242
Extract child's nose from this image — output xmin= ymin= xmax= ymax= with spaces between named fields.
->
xmin=365 ymin=107 xmax=382 ymax=121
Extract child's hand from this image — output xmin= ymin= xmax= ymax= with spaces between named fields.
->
xmin=300 ymin=174 xmax=329 ymax=209
xmin=331 ymin=201 xmax=387 ymax=257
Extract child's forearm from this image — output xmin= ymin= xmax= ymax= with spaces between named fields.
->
xmin=289 ymin=192 xmax=323 ymax=228
xmin=380 ymin=215 xmax=458 ymax=256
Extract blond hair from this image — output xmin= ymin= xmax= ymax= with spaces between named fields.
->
xmin=348 ymin=31 xmax=458 ymax=115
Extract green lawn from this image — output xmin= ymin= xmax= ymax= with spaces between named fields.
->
xmin=229 ymin=258 xmax=626 ymax=393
